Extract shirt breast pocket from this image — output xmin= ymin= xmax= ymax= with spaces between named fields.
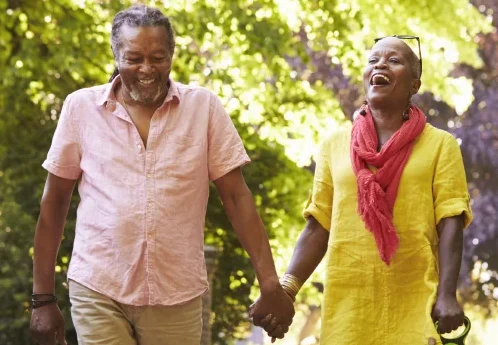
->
xmin=160 ymin=135 xmax=204 ymax=180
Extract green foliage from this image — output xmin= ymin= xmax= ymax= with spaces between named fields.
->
xmin=0 ymin=0 xmax=492 ymax=344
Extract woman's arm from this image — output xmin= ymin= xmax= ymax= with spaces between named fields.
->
xmin=284 ymin=216 xmax=329 ymax=287
xmin=431 ymin=214 xmax=465 ymax=334
xmin=251 ymin=216 xmax=329 ymax=340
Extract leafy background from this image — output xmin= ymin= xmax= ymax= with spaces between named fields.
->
xmin=0 ymin=0 xmax=497 ymax=344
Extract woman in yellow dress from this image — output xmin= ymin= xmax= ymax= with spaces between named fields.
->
xmin=251 ymin=36 xmax=472 ymax=344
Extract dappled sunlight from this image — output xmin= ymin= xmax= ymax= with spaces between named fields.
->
xmin=0 ymin=0 xmax=497 ymax=344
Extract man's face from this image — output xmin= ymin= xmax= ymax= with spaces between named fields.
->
xmin=115 ymin=25 xmax=173 ymax=105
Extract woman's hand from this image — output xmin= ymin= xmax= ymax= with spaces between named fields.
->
xmin=432 ymin=294 xmax=465 ymax=334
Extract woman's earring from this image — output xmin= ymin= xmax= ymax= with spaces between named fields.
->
xmin=402 ymin=103 xmax=411 ymax=121
xmin=358 ymin=99 xmax=368 ymax=116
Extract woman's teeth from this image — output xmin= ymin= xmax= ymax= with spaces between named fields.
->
xmin=371 ymin=74 xmax=391 ymax=85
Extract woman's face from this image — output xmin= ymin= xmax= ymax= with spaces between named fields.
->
xmin=362 ymin=37 xmax=420 ymax=108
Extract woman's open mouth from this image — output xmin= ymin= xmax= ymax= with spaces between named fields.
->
xmin=370 ymin=73 xmax=391 ymax=86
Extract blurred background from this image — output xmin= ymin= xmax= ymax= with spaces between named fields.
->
xmin=0 ymin=0 xmax=497 ymax=344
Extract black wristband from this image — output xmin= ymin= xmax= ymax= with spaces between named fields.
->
xmin=32 ymin=293 xmax=56 ymax=297
xmin=32 ymin=293 xmax=57 ymax=300
xmin=31 ymin=294 xmax=57 ymax=309
xmin=32 ymin=299 xmax=57 ymax=309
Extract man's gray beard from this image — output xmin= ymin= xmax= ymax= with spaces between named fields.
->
xmin=129 ymin=84 xmax=166 ymax=105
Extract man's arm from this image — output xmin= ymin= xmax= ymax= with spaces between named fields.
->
xmin=30 ymin=173 xmax=75 ymax=345
xmin=213 ymin=167 xmax=295 ymax=328
xmin=33 ymin=173 xmax=76 ymax=293
xmin=431 ymin=214 xmax=465 ymax=334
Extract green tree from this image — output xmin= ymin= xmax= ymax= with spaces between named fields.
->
xmin=0 ymin=0 xmax=492 ymax=344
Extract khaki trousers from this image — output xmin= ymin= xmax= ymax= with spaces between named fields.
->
xmin=69 ymin=280 xmax=203 ymax=345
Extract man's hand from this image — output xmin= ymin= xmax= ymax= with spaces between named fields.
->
xmin=30 ymin=304 xmax=67 ymax=345
xmin=249 ymin=283 xmax=295 ymax=341
xmin=432 ymin=294 xmax=465 ymax=334
xmin=32 ymin=173 xmax=74 ymax=344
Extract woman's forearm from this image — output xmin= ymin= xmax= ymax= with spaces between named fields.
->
xmin=286 ymin=216 xmax=329 ymax=285
xmin=436 ymin=215 xmax=464 ymax=297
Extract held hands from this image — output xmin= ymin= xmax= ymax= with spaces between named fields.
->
xmin=250 ymin=274 xmax=303 ymax=342
xmin=249 ymin=284 xmax=295 ymax=342
xmin=432 ymin=294 xmax=465 ymax=335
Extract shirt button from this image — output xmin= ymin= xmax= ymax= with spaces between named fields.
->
xmin=147 ymin=173 xmax=152 ymax=178
xmin=137 ymin=144 xmax=142 ymax=150
xmin=106 ymin=101 xmax=116 ymax=112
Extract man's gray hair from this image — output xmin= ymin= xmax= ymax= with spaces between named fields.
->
xmin=111 ymin=5 xmax=175 ymax=57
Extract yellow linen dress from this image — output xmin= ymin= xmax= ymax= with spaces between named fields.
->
xmin=304 ymin=123 xmax=472 ymax=345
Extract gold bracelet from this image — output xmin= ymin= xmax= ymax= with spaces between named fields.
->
xmin=280 ymin=273 xmax=303 ymax=301
xmin=283 ymin=288 xmax=296 ymax=302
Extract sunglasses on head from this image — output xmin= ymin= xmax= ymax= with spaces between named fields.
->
xmin=373 ymin=35 xmax=422 ymax=79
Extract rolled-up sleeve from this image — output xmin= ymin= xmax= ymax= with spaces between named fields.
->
xmin=207 ymin=93 xmax=250 ymax=181
xmin=433 ymin=135 xmax=472 ymax=229
xmin=42 ymin=94 xmax=82 ymax=180
xmin=303 ymin=137 xmax=333 ymax=231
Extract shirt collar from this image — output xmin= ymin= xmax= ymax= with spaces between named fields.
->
xmin=96 ymin=75 xmax=181 ymax=107
xmin=163 ymin=78 xmax=181 ymax=106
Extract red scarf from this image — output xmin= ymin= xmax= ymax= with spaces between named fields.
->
xmin=350 ymin=105 xmax=426 ymax=265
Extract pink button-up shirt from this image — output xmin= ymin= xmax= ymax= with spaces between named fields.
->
xmin=43 ymin=77 xmax=250 ymax=306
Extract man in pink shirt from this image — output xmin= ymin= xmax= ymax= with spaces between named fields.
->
xmin=29 ymin=5 xmax=293 ymax=345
